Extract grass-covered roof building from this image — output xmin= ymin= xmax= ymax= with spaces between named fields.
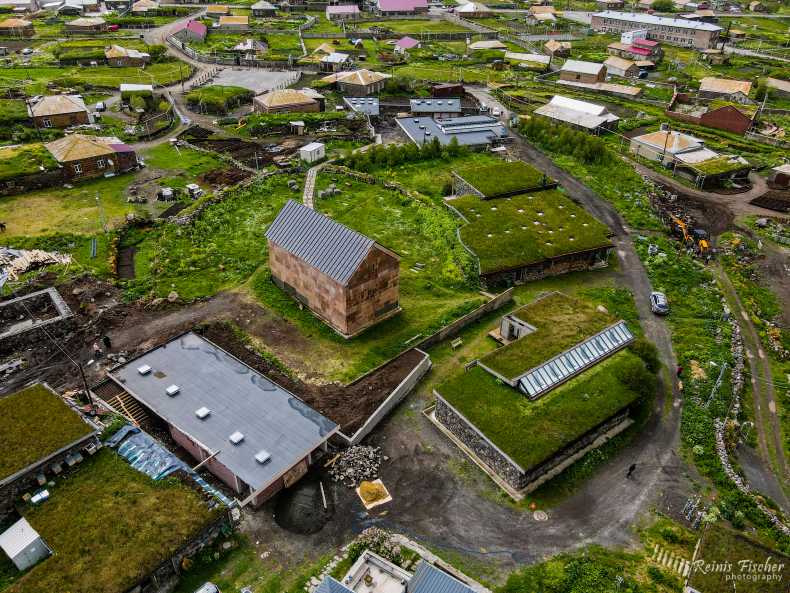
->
xmin=446 ymin=162 xmax=612 ymax=285
xmin=433 ymin=292 xmax=650 ymax=496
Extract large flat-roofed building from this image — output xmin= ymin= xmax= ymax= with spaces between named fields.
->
xmin=108 ymin=332 xmax=339 ymax=507
xmin=266 ymin=200 xmax=401 ymax=338
xmin=591 ymin=11 xmax=721 ymax=48
xmin=396 ymin=115 xmax=509 ymax=148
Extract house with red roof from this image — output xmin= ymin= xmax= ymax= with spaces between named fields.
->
xmin=173 ymin=19 xmax=207 ymax=43
xmin=395 ymin=36 xmax=420 ymax=53
xmin=374 ymin=0 xmax=428 ymax=15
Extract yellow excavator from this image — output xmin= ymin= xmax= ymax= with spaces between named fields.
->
xmin=670 ymin=215 xmax=709 ymax=255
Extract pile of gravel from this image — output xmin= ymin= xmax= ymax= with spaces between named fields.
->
xmin=328 ymin=446 xmax=382 ymax=487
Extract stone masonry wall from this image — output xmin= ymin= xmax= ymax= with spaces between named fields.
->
xmin=435 ymin=395 xmax=527 ymax=489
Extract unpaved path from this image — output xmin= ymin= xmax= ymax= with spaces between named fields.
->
xmin=715 ymin=264 xmax=790 ymax=510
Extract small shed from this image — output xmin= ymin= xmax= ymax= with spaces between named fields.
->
xmin=299 ymin=141 xmax=325 ymax=163
xmin=0 ymin=518 xmax=52 ymax=572
xmin=768 ymin=164 xmax=790 ymax=189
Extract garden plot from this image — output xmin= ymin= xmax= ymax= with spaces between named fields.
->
xmin=448 ymin=189 xmax=612 ymax=276
xmin=6 ymin=450 xmax=218 ymax=593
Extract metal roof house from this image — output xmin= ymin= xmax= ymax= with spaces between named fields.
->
xmin=0 ymin=518 xmax=51 ymax=572
xmin=533 ymin=95 xmax=619 ymax=133
xmin=266 ymin=200 xmax=401 ymax=338
xmin=107 ymin=332 xmax=339 ymax=507
xmin=396 ymin=115 xmax=509 ymax=148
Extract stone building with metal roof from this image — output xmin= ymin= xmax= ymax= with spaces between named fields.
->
xmin=44 ymin=134 xmax=138 ymax=180
xmin=253 ymin=89 xmax=321 ymax=113
xmin=106 ymin=332 xmax=339 ymax=507
xmin=28 ymin=94 xmax=90 ymax=129
xmin=266 ymin=200 xmax=401 ymax=338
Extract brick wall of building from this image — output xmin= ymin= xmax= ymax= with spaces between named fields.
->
xmin=559 ymin=69 xmax=605 ymax=84
xmin=33 ymin=111 xmax=90 ymax=129
xmin=169 ymin=425 xmax=241 ymax=493
xmin=268 ymin=241 xmax=400 ymax=337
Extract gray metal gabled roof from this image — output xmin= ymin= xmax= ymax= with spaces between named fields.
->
xmin=315 ymin=577 xmax=354 ymax=593
xmin=408 ymin=561 xmax=475 ymax=593
xmin=265 ymin=200 xmax=376 ymax=286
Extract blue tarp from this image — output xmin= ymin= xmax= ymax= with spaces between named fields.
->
xmin=106 ymin=425 xmax=235 ymax=507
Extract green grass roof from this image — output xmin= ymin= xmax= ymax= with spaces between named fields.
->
xmin=454 ymin=160 xmax=548 ymax=197
xmin=9 ymin=450 xmax=217 ymax=593
xmin=0 ymin=384 xmax=95 ymax=482
xmin=451 ymin=190 xmax=612 ymax=275
xmin=437 ymin=350 xmax=645 ymax=472
xmin=481 ymin=291 xmax=615 ymax=380
xmin=691 ymin=156 xmax=749 ymax=175
xmin=0 ymin=144 xmax=59 ymax=184
xmin=687 ymin=525 xmax=789 ymax=593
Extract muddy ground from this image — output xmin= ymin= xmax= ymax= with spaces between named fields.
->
xmin=751 ymin=190 xmax=790 ymax=214
xmin=651 ymin=180 xmax=734 ymax=238
xmin=199 ymin=166 xmax=252 ymax=187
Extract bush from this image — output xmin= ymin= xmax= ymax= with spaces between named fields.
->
xmin=519 ymin=116 xmax=616 ymax=167
xmin=341 ymin=136 xmax=468 ymax=172
xmin=629 ymin=337 xmax=661 ymax=373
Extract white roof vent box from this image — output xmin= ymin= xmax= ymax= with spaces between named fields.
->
xmin=165 ymin=384 xmax=180 ymax=396
xmin=195 ymin=407 xmax=210 ymax=419
xmin=137 ymin=364 xmax=152 ymax=375
xmin=255 ymin=450 xmax=271 ymax=464
xmin=229 ymin=431 xmax=244 ymax=445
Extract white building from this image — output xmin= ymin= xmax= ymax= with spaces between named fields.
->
xmin=534 ymin=95 xmax=620 ymax=133
xmin=0 ymin=518 xmax=52 ymax=572
xmin=299 ymin=142 xmax=326 ymax=163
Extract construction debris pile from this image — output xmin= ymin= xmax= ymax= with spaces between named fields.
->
xmin=328 ymin=445 xmax=382 ymax=487
xmin=0 ymin=248 xmax=72 ymax=281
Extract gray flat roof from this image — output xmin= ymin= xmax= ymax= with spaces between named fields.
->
xmin=396 ymin=115 xmax=509 ymax=147
xmin=593 ymin=10 xmax=722 ymax=31
xmin=344 ymin=96 xmax=380 ymax=115
xmin=409 ymin=97 xmax=462 ymax=113
xmin=110 ymin=332 xmax=338 ymax=491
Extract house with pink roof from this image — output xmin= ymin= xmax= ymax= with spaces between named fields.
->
xmin=325 ymin=4 xmax=361 ymax=20
xmin=395 ymin=36 xmax=420 ymax=53
xmin=375 ymin=0 xmax=428 ymax=15
xmin=173 ymin=19 xmax=207 ymax=42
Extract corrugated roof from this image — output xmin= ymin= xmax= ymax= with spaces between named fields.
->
xmin=544 ymin=39 xmax=571 ymax=51
xmin=457 ymin=1 xmax=490 ymax=12
xmin=105 ymin=45 xmax=150 ymax=59
xmin=604 ymin=56 xmax=636 ymax=71
xmin=593 ymin=10 xmax=722 ymax=31
xmin=766 ymin=78 xmax=790 ymax=93
xmin=504 ymin=51 xmax=550 ymax=65
xmin=408 ymin=561 xmax=475 ymax=593
xmin=468 ymin=39 xmax=506 ymax=50
xmin=326 ymin=4 xmax=359 ymax=12
xmin=45 ymin=134 xmax=120 ymax=162
xmin=30 ymin=94 xmax=87 ymax=117
xmin=534 ymin=95 xmax=619 ymax=129
xmin=251 ymin=0 xmax=276 ymax=8
xmin=322 ymin=51 xmax=350 ymax=63
xmin=266 ymin=199 xmax=379 ymax=286
xmin=111 ymin=332 xmax=338 ymax=492
xmin=0 ymin=518 xmax=41 ymax=559
xmin=699 ymin=77 xmax=752 ymax=96
xmin=561 ymin=59 xmax=605 ymax=75
xmin=0 ymin=17 xmax=31 ymax=27
xmin=219 ymin=15 xmax=248 ymax=24
xmin=396 ymin=35 xmax=420 ymax=48
xmin=377 ymin=0 xmax=428 ymax=11
xmin=321 ymin=69 xmax=391 ymax=86
xmin=632 ymin=130 xmax=702 ymax=154
xmin=255 ymin=89 xmax=316 ymax=108
xmin=67 ymin=16 xmax=105 ymax=26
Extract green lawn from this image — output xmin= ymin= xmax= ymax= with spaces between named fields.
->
xmin=0 ymin=99 xmax=30 ymax=127
xmin=0 ymin=384 xmax=94 ymax=481
xmin=454 ymin=160 xmax=549 ymax=197
xmin=0 ymin=62 xmax=189 ymax=94
xmin=437 ymin=349 xmax=648 ymax=472
xmin=9 ymin=450 xmax=217 ymax=593
xmin=0 ymin=144 xmax=58 ymax=183
xmin=478 ymin=291 xmax=616 ymax=380
xmin=450 ymin=189 xmax=612 ymax=276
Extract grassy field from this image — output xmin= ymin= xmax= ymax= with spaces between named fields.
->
xmin=479 ymin=291 xmax=616 ymax=380
xmin=8 ymin=450 xmax=217 ymax=593
xmin=0 ymin=144 xmax=58 ymax=183
xmin=0 ymin=62 xmax=189 ymax=94
xmin=186 ymin=85 xmax=252 ymax=113
xmin=451 ymin=189 xmax=612 ymax=276
xmin=0 ymin=385 xmax=94 ymax=480
xmin=350 ymin=18 xmax=471 ymax=33
xmin=437 ymin=349 xmax=648 ymax=472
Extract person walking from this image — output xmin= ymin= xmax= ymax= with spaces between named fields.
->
xmin=626 ymin=463 xmax=637 ymax=479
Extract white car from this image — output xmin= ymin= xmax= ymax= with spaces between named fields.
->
xmin=492 ymin=108 xmax=502 ymax=116
xmin=650 ymin=291 xmax=669 ymax=315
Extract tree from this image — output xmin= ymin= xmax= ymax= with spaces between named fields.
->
xmin=651 ymin=0 xmax=674 ymax=12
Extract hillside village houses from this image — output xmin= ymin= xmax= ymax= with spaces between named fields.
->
xmin=218 ymin=15 xmax=250 ymax=31
xmin=560 ymin=59 xmax=606 ymax=84
xmin=698 ymin=77 xmax=753 ymax=103
xmin=544 ymin=39 xmax=571 ymax=58
xmin=321 ymin=69 xmax=391 ymax=96
xmin=373 ymin=0 xmax=428 ymax=16
xmin=604 ymin=56 xmax=639 ymax=78
xmin=173 ymin=19 xmax=207 ymax=42
xmin=325 ymin=4 xmax=360 ymax=21
xmin=105 ymin=44 xmax=151 ymax=67
xmin=205 ymin=3 xmax=229 ymax=17
xmin=534 ymin=95 xmax=620 ymax=134
xmin=251 ymin=0 xmax=276 ymax=17
xmin=456 ymin=2 xmax=492 ymax=18
xmin=266 ymin=200 xmax=401 ymax=338
xmin=608 ymin=30 xmax=662 ymax=61
xmin=64 ymin=16 xmax=107 ymax=34
xmin=44 ymin=134 xmax=139 ymax=180
xmin=591 ymin=11 xmax=722 ymax=49
xmin=0 ymin=17 xmax=34 ymax=36
xmin=28 ymin=94 xmax=90 ymax=128
xmin=130 ymin=0 xmax=158 ymax=14
xmin=253 ymin=88 xmax=322 ymax=113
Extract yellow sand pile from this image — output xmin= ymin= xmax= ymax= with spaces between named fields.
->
xmin=358 ymin=480 xmax=389 ymax=505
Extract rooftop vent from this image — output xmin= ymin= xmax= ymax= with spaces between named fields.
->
xmin=229 ymin=431 xmax=244 ymax=445
xmin=195 ymin=407 xmax=211 ymax=419
xmin=255 ymin=449 xmax=271 ymax=464
xmin=165 ymin=384 xmax=180 ymax=396
xmin=137 ymin=364 xmax=152 ymax=375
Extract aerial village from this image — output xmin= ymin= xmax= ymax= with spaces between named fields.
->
xmin=0 ymin=0 xmax=789 ymax=591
